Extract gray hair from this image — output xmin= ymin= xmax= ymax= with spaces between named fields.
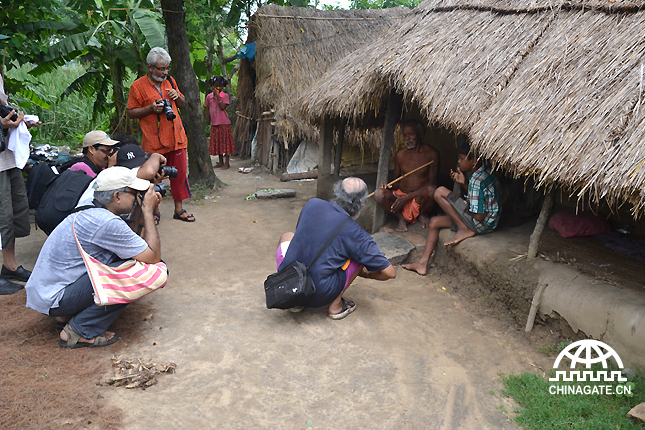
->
xmin=331 ymin=177 xmax=368 ymax=218
xmin=93 ymin=187 xmax=129 ymax=205
xmin=147 ymin=47 xmax=171 ymax=66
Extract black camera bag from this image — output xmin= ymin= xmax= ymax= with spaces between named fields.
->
xmin=264 ymin=217 xmax=350 ymax=309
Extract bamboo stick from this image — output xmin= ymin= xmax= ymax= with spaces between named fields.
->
xmin=366 ymin=160 xmax=434 ymax=199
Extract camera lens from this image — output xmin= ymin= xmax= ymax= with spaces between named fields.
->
xmin=160 ymin=166 xmax=178 ymax=179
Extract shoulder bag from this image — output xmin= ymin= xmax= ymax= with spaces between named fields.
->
xmin=264 ymin=217 xmax=351 ymax=309
xmin=72 ymin=213 xmax=169 ymax=306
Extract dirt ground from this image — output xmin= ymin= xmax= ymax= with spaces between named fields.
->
xmin=1 ymin=158 xmax=562 ymax=429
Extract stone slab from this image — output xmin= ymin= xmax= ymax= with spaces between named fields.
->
xmin=627 ymin=403 xmax=645 ymax=423
xmin=255 ymin=189 xmax=297 ymax=199
xmin=371 ymin=232 xmax=414 ymax=265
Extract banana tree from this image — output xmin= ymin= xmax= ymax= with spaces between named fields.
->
xmin=30 ymin=0 xmax=165 ymax=134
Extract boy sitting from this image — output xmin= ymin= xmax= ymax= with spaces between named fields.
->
xmin=402 ymin=142 xmax=501 ymax=275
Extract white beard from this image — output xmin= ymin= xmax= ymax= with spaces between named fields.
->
xmin=151 ymin=74 xmax=167 ymax=83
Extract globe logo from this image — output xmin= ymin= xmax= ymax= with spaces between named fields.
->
xmin=549 ymin=339 xmax=627 ymax=382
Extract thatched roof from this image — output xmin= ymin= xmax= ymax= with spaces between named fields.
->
xmin=299 ymin=0 xmax=645 ymax=216
xmin=245 ymin=4 xmax=409 ymax=146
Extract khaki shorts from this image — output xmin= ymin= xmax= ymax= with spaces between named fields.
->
xmin=446 ymin=192 xmax=477 ymax=233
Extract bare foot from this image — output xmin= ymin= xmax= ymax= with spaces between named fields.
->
xmin=419 ymin=214 xmax=431 ymax=228
xmin=214 ymin=163 xmax=224 ymax=168
xmin=402 ymin=261 xmax=429 ymax=276
xmin=60 ymin=328 xmax=116 ymax=345
xmin=444 ymin=229 xmax=475 ymax=246
xmin=221 ymin=165 xmax=230 ymax=170
xmin=396 ymin=218 xmax=408 ymax=232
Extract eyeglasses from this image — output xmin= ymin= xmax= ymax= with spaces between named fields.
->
xmin=96 ymin=147 xmax=117 ymax=156
xmin=123 ymin=189 xmax=142 ymax=198
xmin=153 ymin=65 xmax=170 ymax=72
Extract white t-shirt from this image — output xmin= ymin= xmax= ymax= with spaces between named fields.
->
xmin=25 ymin=207 xmax=148 ymax=314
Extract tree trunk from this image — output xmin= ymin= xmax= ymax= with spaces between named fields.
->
xmin=161 ymin=0 xmax=220 ymax=188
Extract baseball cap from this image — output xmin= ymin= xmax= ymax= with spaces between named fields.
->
xmin=82 ymin=130 xmax=119 ymax=148
xmin=115 ymin=144 xmax=149 ymax=169
xmin=94 ymin=167 xmax=150 ymax=192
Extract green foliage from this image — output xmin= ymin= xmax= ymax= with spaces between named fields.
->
xmin=538 ymin=340 xmax=573 ymax=356
xmin=500 ymin=367 xmax=645 ymax=430
xmin=6 ymin=63 xmax=110 ymax=150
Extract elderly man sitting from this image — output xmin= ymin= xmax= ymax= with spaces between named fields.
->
xmin=26 ymin=167 xmax=162 ymax=348
xmin=276 ymin=177 xmax=396 ymax=320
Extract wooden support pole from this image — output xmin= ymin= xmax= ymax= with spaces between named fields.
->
xmin=317 ymin=115 xmax=334 ymax=197
xmin=527 ymin=190 xmax=554 ymax=259
xmin=333 ymin=120 xmax=346 ymax=176
xmin=372 ymin=90 xmax=403 ymax=233
xmin=525 ymin=282 xmax=548 ymax=332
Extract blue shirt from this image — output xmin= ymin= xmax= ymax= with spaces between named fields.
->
xmin=280 ymin=198 xmax=391 ymax=308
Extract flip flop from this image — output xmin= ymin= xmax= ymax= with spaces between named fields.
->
xmin=58 ymin=324 xmax=119 ymax=349
xmin=173 ymin=209 xmax=195 ymax=222
xmin=328 ymin=298 xmax=356 ymax=320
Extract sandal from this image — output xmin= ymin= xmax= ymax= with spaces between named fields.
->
xmin=59 ymin=324 xmax=119 ymax=349
xmin=328 ymin=298 xmax=356 ymax=320
xmin=173 ymin=209 xmax=195 ymax=222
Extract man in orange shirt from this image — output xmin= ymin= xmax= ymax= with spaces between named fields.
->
xmin=127 ymin=47 xmax=195 ymax=222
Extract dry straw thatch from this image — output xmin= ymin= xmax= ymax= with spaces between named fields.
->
xmin=239 ymin=4 xmax=409 ymax=150
xmin=299 ymin=0 xmax=645 ymax=217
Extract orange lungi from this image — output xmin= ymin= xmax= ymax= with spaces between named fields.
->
xmin=393 ymin=190 xmax=420 ymax=223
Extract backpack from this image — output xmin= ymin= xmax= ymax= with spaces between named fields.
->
xmin=35 ymin=169 xmax=94 ymax=235
xmin=27 ymin=158 xmax=80 ymax=210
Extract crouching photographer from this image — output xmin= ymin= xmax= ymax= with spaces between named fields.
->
xmin=26 ymin=168 xmax=166 ymax=348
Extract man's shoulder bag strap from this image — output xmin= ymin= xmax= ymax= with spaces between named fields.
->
xmin=307 ymin=216 xmax=351 ymax=270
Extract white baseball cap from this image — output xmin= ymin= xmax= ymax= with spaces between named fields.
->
xmin=94 ymin=167 xmax=150 ymax=192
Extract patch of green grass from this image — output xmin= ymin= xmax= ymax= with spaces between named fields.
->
xmin=500 ymin=367 xmax=645 ymax=430
xmin=538 ymin=340 xmax=573 ymax=356
xmin=189 ymin=184 xmax=215 ymax=201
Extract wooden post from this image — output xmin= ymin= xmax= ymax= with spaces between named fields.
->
xmin=317 ymin=115 xmax=334 ymax=197
xmin=333 ymin=120 xmax=346 ymax=176
xmin=372 ymin=90 xmax=403 ymax=233
xmin=527 ymin=190 xmax=554 ymax=259
xmin=525 ymin=283 xmax=548 ymax=332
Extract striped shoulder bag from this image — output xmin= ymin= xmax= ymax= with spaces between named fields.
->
xmin=72 ymin=214 xmax=168 ymax=306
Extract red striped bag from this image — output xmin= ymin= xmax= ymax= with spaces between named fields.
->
xmin=73 ymin=214 xmax=168 ymax=306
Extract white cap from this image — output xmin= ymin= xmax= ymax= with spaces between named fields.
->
xmin=94 ymin=167 xmax=150 ymax=192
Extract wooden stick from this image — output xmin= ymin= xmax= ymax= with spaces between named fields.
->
xmin=366 ymin=160 xmax=434 ymax=199
xmin=525 ymin=282 xmax=548 ymax=332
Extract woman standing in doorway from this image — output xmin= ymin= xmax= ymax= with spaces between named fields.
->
xmin=205 ymin=76 xmax=235 ymax=170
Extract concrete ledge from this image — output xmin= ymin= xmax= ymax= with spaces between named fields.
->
xmin=435 ymin=224 xmax=645 ymax=367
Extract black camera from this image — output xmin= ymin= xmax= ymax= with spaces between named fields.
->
xmin=156 ymin=99 xmax=176 ymax=121
xmin=159 ymin=165 xmax=178 ymax=179
xmin=0 ymin=105 xmax=18 ymax=123
xmin=153 ymin=183 xmax=167 ymax=198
